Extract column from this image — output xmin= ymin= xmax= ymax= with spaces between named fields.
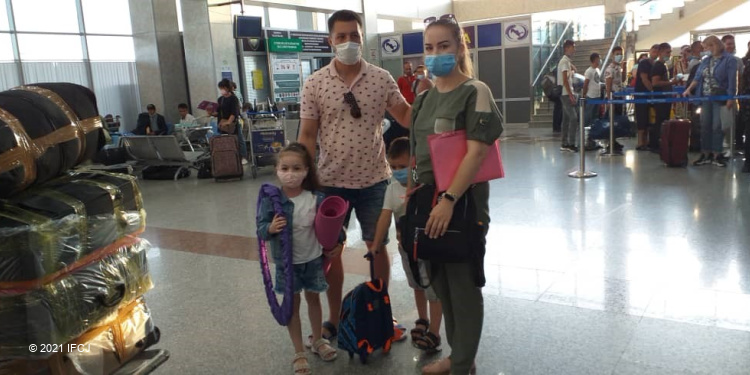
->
xmin=129 ymin=0 xmax=188 ymax=123
xmin=180 ymin=0 xmax=218 ymax=113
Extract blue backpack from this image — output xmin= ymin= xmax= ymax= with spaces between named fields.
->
xmin=338 ymin=254 xmax=395 ymax=364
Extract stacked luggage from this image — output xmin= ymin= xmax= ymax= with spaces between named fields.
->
xmin=0 ymin=83 xmax=164 ymax=374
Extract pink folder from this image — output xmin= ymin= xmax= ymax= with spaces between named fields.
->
xmin=427 ymin=129 xmax=504 ymax=192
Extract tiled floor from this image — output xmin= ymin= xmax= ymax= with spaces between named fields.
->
xmin=139 ymin=129 xmax=750 ymax=374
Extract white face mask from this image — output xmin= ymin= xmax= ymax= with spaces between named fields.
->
xmin=416 ymin=74 xmax=425 ymax=80
xmin=277 ymin=170 xmax=307 ymax=189
xmin=335 ymin=42 xmax=361 ymax=65
xmin=614 ymin=55 xmax=623 ymax=63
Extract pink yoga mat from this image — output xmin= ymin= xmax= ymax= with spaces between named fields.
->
xmin=316 ymin=196 xmax=349 ymax=275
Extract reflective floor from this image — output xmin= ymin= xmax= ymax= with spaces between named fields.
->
xmin=139 ymin=129 xmax=750 ymax=374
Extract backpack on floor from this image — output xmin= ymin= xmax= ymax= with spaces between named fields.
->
xmin=338 ymin=254 xmax=394 ymax=364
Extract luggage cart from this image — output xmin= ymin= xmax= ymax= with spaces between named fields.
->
xmin=247 ymin=111 xmax=285 ymax=179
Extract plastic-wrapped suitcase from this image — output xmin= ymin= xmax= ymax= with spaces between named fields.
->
xmin=0 ymin=238 xmax=153 ymax=359
xmin=210 ymin=134 xmax=243 ymax=181
xmin=661 ymin=118 xmax=691 ymax=167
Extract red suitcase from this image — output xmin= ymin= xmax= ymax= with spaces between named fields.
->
xmin=660 ymin=119 xmax=691 ymax=167
xmin=210 ymin=135 xmax=243 ymax=181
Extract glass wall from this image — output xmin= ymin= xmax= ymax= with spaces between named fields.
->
xmin=0 ymin=0 xmax=138 ymax=126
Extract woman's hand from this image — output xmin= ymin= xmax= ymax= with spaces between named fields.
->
xmin=425 ymin=199 xmax=454 ymax=239
xmin=726 ymin=100 xmax=736 ymax=109
xmin=683 ymin=90 xmax=692 ymax=98
xmin=268 ymin=214 xmax=287 ymax=234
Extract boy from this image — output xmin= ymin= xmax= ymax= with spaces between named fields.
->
xmin=177 ymin=103 xmax=197 ymax=127
xmin=371 ymin=137 xmax=443 ymax=353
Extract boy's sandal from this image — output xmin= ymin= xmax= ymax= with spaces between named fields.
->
xmin=292 ymin=353 xmax=311 ymax=375
xmin=414 ymin=332 xmax=442 ymax=353
xmin=306 ymin=321 xmax=337 ymax=348
xmin=411 ymin=319 xmax=430 ymax=342
xmin=312 ymin=338 xmax=338 ymax=362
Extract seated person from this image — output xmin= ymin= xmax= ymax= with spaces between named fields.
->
xmin=176 ymin=103 xmax=197 ymax=127
xmin=134 ymin=104 xmax=167 ymax=135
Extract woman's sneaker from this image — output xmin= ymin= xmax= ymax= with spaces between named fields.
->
xmin=713 ymin=156 xmax=728 ymax=168
xmin=693 ymin=154 xmax=712 ymax=166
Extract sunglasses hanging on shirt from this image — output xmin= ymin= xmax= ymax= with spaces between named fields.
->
xmin=343 ymin=91 xmax=362 ymax=119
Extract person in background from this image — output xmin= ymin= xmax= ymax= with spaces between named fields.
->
xmin=675 ymin=45 xmax=691 ymax=83
xmin=651 ymin=43 xmax=679 ymax=153
xmin=630 ymin=53 xmax=648 ymax=87
xmin=231 ymin=81 xmax=244 ymax=106
xmin=583 ymin=52 xmax=603 ymax=150
xmin=411 ymin=65 xmax=429 ymax=97
xmin=741 ymin=50 xmax=750 ymax=172
xmin=558 ymin=39 xmax=579 ymax=152
xmin=684 ymin=35 xmax=738 ymax=168
xmin=215 ymin=78 xmax=249 ymax=164
xmin=634 ymin=45 xmax=660 ymax=150
xmin=398 ymin=61 xmax=417 ymax=104
xmin=604 ymin=46 xmax=626 ymax=150
xmin=297 ymin=9 xmax=412 ymax=346
xmin=743 ymin=40 xmax=750 ymax=68
xmin=688 ymin=41 xmax=705 ymax=72
xmin=134 ymin=104 xmax=167 ymax=135
xmin=722 ymin=35 xmax=744 ymax=153
xmin=177 ymin=103 xmax=196 ymax=127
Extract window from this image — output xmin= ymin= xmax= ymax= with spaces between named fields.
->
xmin=412 ymin=21 xmax=425 ymax=30
xmin=315 ymin=12 xmax=327 ymax=32
xmin=176 ymin=0 xmax=183 ymax=32
xmin=17 ymin=34 xmax=84 ymax=61
xmin=12 ymin=0 xmax=80 ymax=33
xmin=268 ymin=7 xmax=297 ymax=30
xmin=82 ymin=0 xmax=132 ymax=35
xmin=0 ymin=34 xmax=14 ymax=62
xmin=87 ymin=36 xmax=135 ymax=61
xmin=377 ymin=19 xmax=395 ymax=34
xmin=0 ymin=1 xmax=9 ymax=31
xmin=232 ymin=4 xmax=264 ymax=18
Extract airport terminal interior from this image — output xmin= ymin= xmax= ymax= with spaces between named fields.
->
xmin=1 ymin=0 xmax=750 ymax=374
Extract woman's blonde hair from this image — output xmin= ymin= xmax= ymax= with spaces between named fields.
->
xmin=425 ymin=19 xmax=474 ymax=77
xmin=702 ymin=35 xmax=724 ymax=52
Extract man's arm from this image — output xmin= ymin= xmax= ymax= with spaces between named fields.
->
xmin=370 ymin=209 xmax=392 ymax=254
xmin=298 ymin=118 xmax=320 ymax=161
xmin=640 ymin=72 xmax=653 ymax=91
xmin=387 ymin=102 xmax=412 ymax=129
xmin=583 ymin=75 xmax=591 ymax=98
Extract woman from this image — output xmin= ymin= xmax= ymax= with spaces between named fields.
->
xmin=215 ymin=78 xmax=249 ymax=163
xmin=684 ymin=35 xmax=738 ymax=168
xmin=407 ymin=15 xmax=503 ymax=375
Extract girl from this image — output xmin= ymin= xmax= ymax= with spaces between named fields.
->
xmin=256 ymin=143 xmax=340 ymax=375
xmin=409 ymin=15 xmax=503 ymax=375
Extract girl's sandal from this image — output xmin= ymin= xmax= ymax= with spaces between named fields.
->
xmin=414 ymin=331 xmax=442 ymax=354
xmin=292 ymin=353 xmax=311 ymax=375
xmin=312 ymin=338 xmax=338 ymax=362
xmin=411 ymin=319 xmax=430 ymax=343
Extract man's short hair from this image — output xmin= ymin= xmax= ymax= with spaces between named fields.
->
xmin=387 ymin=137 xmax=409 ymax=159
xmin=651 ymin=44 xmax=660 ymax=50
xmin=721 ymin=34 xmax=735 ymax=42
xmin=146 ymin=104 xmax=155 ymax=110
xmin=691 ymin=40 xmax=703 ymax=50
xmin=659 ymin=43 xmax=671 ymax=51
xmin=612 ymin=46 xmax=623 ymax=54
xmin=328 ymin=10 xmax=362 ymax=34
xmin=563 ymin=39 xmax=575 ymax=49
xmin=590 ymin=53 xmax=600 ymax=63
xmin=178 ymin=103 xmax=188 ymax=110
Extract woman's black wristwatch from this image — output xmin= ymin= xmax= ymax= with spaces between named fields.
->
xmin=441 ymin=192 xmax=458 ymax=203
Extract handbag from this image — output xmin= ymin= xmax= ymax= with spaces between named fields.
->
xmin=428 ymin=129 xmax=504 ymax=192
xmin=399 ymin=185 xmax=479 ymax=288
xmin=551 ymin=84 xmax=563 ymax=99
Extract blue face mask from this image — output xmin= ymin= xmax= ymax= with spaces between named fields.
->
xmin=425 ymin=54 xmax=456 ymax=77
xmin=392 ymin=168 xmax=409 ymax=185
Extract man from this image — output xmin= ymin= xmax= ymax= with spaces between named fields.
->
xmin=298 ymin=9 xmax=412 ymax=342
xmin=634 ymin=44 xmax=660 ymax=150
xmin=558 ymin=40 xmax=579 ymax=152
xmin=686 ymin=40 xmax=705 ymax=91
xmin=397 ymin=62 xmax=417 ymax=104
xmin=651 ymin=43 xmax=679 ymax=152
xmin=177 ymin=103 xmax=196 ymax=127
xmin=135 ymin=104 xmax=167 ymax=135
xmin=583 ymin=53 xmax=602 ymax=127
xmin=722 ymin=35 xmax=744 ymax=152
xmin=604 ymin=46 xmax=626 ymax=150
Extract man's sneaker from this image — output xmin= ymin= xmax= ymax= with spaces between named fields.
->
xmin=561 ymin=145 xmax=574 ymax=152
xmin=569 ymin=145 xmax=580 ymax=153
xmin=242 ymin=159 xmax=249 ymax=165
xmin=693 ymin=154 xmax=712 ymax=166
xmin=713 ymin=156 xmax=728 ymax=168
